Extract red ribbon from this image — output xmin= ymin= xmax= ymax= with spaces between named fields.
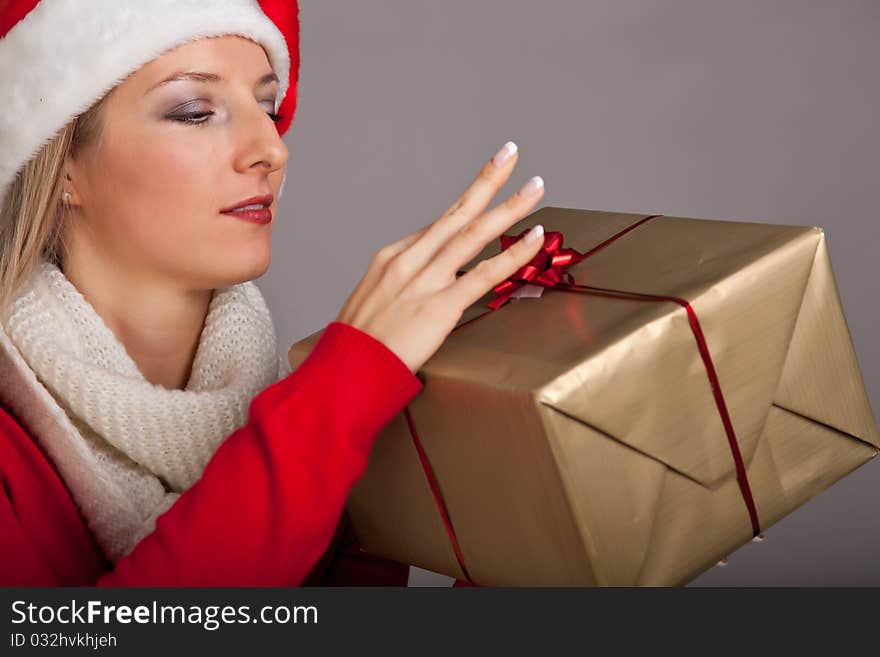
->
xmin=404 ymin=214 xmax=762 ymax=585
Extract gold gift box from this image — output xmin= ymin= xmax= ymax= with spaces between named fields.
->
xmin=288 ymin=207 xmax=879 ymax=586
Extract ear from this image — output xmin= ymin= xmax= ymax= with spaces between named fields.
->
xmin=61 ymin=158 xmax=82 ymax=208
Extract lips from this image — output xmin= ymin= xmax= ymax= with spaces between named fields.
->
xmin=220 ymin=194 xmax=274 ymax=213
xmin=220 ymin=193 xmax=274 ymax=224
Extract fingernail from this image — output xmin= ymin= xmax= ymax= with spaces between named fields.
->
xmin=518 ymin=175 xmax=544 ymax=197
xmin=492 ymin=141 xmax=518 ymax=168
xmin=525 ymin=223 xmax=544 ymax=245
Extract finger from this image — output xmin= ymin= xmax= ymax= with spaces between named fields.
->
xmin=438 ymin=142 xmax=518 ymax=221
xmin=393 ymin=142 xmax=520 ymax=276
xmin=418 ymin=175 xmax=544 ymax=288
xmin=444 ymin=222 xmax=546 ymax=311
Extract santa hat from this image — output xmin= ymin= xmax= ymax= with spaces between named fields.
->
xmin=0 ymin=0 xmax=300 ymax=204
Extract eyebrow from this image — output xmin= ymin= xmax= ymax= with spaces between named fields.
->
xmin=145 ymin=70 xmax=279 ymax=95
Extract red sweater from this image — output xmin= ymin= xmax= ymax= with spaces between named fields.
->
xmin=0 ymin=321 xmax=424 ymax=586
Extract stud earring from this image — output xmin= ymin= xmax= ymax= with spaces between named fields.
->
xmin=62 ymin=191 xmax=71 ymax=203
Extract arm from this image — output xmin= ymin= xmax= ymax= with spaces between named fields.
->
xmin=97 ymin=321 xmax=423 ymax=586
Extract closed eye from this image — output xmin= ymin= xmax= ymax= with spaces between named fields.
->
xmin=172 ymin=111 xmax=284 ymax=127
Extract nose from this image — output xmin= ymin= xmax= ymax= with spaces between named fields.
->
xmin=231 ymin=100 xmax=289 ymax=179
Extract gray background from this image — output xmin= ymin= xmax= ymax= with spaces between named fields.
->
xmin=258 ymin=0 xmax=879 ymax=585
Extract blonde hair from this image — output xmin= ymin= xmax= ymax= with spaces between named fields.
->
xmin=0 ymin=92 xmax=109 ymax=313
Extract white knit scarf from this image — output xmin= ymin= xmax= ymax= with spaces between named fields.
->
xmin=0 ymin=259 xmax=290 ymax=562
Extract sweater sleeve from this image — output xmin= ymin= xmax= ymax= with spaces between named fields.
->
xmin=96 ymin=321 xmax=424 ymax=586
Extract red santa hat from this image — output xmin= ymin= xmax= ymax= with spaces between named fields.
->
xmin=0 ymin=0 xmax=300 ymax=204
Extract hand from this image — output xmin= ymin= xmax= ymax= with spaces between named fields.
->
xmin=334 ymin=141 xmax=546 ymax=373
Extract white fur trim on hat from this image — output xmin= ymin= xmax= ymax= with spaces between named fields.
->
xmin=0 ymin=0 xmax=290 ymax=204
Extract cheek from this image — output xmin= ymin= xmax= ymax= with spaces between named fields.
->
xmin=83 ymin=124 xmax=272 ymax=282
xmin=92 ymin=135 xmax=222 ymax=248
xmin=112 ymin=137 xmax=210 ymax=212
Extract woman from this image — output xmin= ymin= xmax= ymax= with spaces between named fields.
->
xmin=0 ymin=0 xmax=546 ymax=586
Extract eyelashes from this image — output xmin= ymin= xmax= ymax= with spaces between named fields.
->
xmin=172 ymin=110 xmax=284 ymax=127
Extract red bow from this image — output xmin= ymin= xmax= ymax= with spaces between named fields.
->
xmin=488 ymin=230 xmax=589 ymax=309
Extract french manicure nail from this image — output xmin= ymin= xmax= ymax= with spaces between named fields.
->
xmin=525 ymin=224 xmax=544 ymax=244
xmin=493 ymin=141 xmax=518 ymax=168
xmin=518 ymin=175 xmax=544 ymax=197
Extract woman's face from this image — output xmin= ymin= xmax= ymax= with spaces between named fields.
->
xmin=64 ymin=35 xmax=289 ymax=289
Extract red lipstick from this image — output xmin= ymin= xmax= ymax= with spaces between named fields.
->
xmin=220 ymin=194 xmax=274 ymax=224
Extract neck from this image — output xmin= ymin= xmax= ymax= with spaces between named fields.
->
xmin=60 ymin=254 xmax=213 ymax=391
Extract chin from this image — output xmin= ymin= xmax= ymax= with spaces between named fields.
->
xmin=205 ymin=250 xmax=272 ymax=288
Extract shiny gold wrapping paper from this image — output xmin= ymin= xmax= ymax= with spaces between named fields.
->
xmin=288 ymin=207 xmax=879 ymax=586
